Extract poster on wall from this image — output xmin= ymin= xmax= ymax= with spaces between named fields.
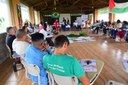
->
xmin=59 ymin=14 xmax=71 ymax=24
xmin=76 ymin=17 xmax=82 ymax=25
xmin=81 ymin=15 xmax=88 ymax=22
xmin=17 ymin=4 xmax=22 ymax=28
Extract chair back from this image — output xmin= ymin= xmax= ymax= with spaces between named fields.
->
xmin=47 ymin=71 xmax=78 ymax=85
xmin=21 ymin=60 xmax=40 ymax=85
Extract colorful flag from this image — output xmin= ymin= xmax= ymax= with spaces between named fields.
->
xmin=109 ymin=0 xmax=128 ymax=13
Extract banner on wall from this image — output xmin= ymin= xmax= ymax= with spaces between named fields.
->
xmin=81 ymin=15 xmax=88 ymax=22
xmin=17 ymin=4 xmax=22 ymax=28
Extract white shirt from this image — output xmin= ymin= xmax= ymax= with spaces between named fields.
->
xmin=12 ymin=39 xmax=30 ymax=59
xmin=39 ymin=29 xmax=48 ymax=40
xmin=117 ymin=23 xmax=122 ymax=28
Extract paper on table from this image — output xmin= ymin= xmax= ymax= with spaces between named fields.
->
xmin=80 ymin=59 xmax=97 ymax=72
xmin=122 ymin=60 xmax=128 ymax=71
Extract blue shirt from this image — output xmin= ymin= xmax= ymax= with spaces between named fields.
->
xmin=6 ymin=35 xmax=16 ymax=54
xmin=24 ymin=45 xmax=52 ymax=85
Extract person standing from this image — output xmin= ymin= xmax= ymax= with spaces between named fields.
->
xmin=53 ymin=19 xmax=60 ymax=32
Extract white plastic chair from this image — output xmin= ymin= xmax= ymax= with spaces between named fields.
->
xmin=47 ymin=71 xmax=78 ymax=85
xmin=21 ymin=60 xmax=40 ymax=85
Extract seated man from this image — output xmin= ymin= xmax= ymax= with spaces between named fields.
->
xmin=12 ymin=29 xmax=30 ymax=59
xmin=6 ymin=26 xmax=16 ymax=55
xmin=24 ymin=33 xmax=52 ymax=85
xmin=43 ymin=35 xmax=90 ymax=85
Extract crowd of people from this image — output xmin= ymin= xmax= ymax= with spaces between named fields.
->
xmin=5 ymin=18 xmax=128 ymax=85
xmin=5 ymin=20 xmax=90 ymax=85
xmin=90 ymin=20 xmax=128 ymax=42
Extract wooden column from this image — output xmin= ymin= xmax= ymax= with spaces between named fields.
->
xmin=93 ymin=9 xmax=98 ymax=23
xmin=10 ymin=0 xmax=20 ymax=28
xmin=37 ymin=11 xmax=41 ymax=24
xmin=109 ymin=13 xmax=115 ymax=22
xmin=29 ymin=7 xmax=35 ymax=24
xmin=89 ymin=14 xmax=93 ymax=24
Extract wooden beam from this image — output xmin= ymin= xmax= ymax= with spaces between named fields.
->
xmin=98 ymin=0 xmax=109 ymax=5
xmin=72 ymin=0 xmax=81 ymax=5
xmin=36 ymin=0 xmax=65 ymax=10
xmin=34 ymin=1 xmax=45 ymax=7
xmin=20 ymin=0 xmax=32 ymax=6
xmin=44 ymin=0 xmax=48 ymax=6
xmin=42 ymin=5 xmax=93 ymax=14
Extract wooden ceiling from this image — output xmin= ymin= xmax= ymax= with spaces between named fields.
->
xmin=21 ymin=0 xmax=109 ymax=14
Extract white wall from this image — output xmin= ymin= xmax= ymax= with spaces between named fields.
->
xmin=115 ymin=12 xmax=128 ymax=22
xmin=98 ymin=14 xmax=109 ymax=21
xmin=59 ymin=14 xmax=71 ymax=24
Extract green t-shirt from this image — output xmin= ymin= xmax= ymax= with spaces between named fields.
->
xmin=43 ymin=54 xmax=85 ymax=85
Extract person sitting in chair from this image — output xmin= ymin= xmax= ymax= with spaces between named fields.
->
xmin=6 ymin=26 xmax=16 ymax=55
xmin=43 ymin=35 xmax=90 ymax=85
xmin=24 ymin=33 xmax=52 ymax=85
xmin=12 ymin=29 xmax=30 ymax=59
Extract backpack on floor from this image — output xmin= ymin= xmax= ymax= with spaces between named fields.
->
xmin=12 ymin=58 xmax=23 ymax=72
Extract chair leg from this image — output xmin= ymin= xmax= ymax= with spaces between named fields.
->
xmin=38 ymin=76 xmax=40 ymax=85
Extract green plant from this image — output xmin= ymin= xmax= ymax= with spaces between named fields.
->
xmin=67 ymin=32 xmax=88 ymax=37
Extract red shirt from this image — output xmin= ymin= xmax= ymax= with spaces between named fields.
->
xmin=54 ymin=21 xmax=60 ymax=29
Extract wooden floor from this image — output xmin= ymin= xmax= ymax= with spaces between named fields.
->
xmin=0 ymin=31 xmax=128 ymax=85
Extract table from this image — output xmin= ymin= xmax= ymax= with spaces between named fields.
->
xmin=105 ymin=80 xmax=127 ymax=85
xmin=86 ymin=60 xmax=104 ymax=85
xmin=47 ymin=59 xmax=104 ymax=85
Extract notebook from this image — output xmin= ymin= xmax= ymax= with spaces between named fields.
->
xmin=80 ymin=59 xmax=97 ymax=72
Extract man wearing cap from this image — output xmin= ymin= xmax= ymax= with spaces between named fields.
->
xmin=24 ymin=33 xmax=52 ymax=85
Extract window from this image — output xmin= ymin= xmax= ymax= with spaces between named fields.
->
xmin=0 ymin=0 xmax=11 ymax=33
xmin=21 ymin=4 xmax=30 ymax=25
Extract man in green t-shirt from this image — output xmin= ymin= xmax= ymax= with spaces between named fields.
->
xmin=43 ymin=35 xmax=90 ymax=85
